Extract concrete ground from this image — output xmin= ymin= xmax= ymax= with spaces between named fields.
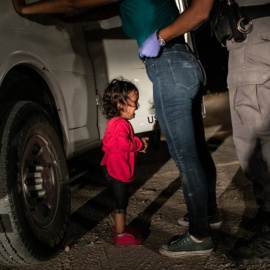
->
xmin=3 ymin=92 xmax=270 ymax=270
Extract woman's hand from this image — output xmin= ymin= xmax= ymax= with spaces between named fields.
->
xmin=138 ymin=31 xmax=165 ymax=59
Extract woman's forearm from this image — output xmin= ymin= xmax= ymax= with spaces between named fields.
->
xmin=13 ymin=0 xmax=118 ymax=15
xmin=159 ymin=0 xmax=214 ymax=41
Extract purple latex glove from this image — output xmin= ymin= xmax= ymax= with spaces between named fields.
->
xmin=139 ymin=30 xmax=165 ymax=58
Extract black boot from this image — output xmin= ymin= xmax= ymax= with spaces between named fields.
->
xmin=226 ymin=211 xmax=270 ymax=265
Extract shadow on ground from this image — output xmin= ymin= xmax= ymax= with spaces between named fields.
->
xmin=64 ymin=93 xmax=259 ymax=267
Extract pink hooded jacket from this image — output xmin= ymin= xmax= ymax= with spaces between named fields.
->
xmin=101 ymin=117 xmax=143 ymax=182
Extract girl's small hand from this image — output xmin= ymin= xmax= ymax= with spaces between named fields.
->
xmin=140 ymin=137 xmax=149 ymax=153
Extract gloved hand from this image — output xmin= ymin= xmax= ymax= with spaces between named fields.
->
xmin=139 ymin=30 xmax=165 ymax=58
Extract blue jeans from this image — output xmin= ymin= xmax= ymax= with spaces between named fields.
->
xmin=145 ymin=44 xmax=217 ymax=238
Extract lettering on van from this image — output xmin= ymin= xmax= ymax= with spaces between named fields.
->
xmin=148 ymin=115 xmax=158 ymax=124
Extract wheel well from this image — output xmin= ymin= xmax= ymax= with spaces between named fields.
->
xmin=0 ymin=65 xmax=63 ymax=139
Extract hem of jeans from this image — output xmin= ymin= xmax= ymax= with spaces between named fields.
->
xmin=114 ymin=209 xmax=127 ymax=214
xmin=188 ymin=229 xmax=211 ymax=239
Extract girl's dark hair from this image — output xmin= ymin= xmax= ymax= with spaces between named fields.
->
xmin=102 ymin=78 xmax=138 ymax=119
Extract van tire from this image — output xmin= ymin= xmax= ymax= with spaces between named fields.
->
xmin=0 ymin=101 xmax=70 ymax=266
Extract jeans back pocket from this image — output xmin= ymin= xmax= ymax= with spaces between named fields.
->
xmin=167 ymin=52 xmax=201 ymax=90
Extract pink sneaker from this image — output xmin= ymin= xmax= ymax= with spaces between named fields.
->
xmin=114 ymin=232 xmax=143 ymax=247
xmin=113 ymin=226 xmax=142 ymax=238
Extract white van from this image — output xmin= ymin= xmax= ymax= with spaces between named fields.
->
xmin=0 ymin=0 xmax=189 ymax=266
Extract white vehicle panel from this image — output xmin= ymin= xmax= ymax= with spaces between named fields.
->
xmin=85 ymin=16 xmax=158 ymax=138
xmin=102 ymin=39 xmax=155 ymax=133
xmin=0 ymin=1 xmax=100 ymax=157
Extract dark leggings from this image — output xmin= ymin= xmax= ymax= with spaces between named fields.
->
xmin=102 ymin=166 xmax=129 ymax=214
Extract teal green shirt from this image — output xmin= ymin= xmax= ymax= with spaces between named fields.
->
xmin=118 ymin=0 xmax=180 ymax=47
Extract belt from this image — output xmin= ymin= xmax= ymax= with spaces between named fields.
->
xmin=240 ymin=3 xmax=270 ymax=20
xmin=165 ymin=36 xmax=185 ymax=48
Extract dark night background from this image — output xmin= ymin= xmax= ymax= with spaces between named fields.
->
xmin=192 ymin=21 xmax=229 ymax=94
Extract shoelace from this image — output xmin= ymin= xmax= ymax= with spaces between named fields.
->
xmin=170 ymin=235 xmax=191 ymax=247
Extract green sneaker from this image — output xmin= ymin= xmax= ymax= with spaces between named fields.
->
xmin=226 ymin=234 xmax=270 ymax=265
xmin=159 ymin=231 xmax=214 ymax=258
xmin=178 ymin=212 xmax=222 ymax=229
